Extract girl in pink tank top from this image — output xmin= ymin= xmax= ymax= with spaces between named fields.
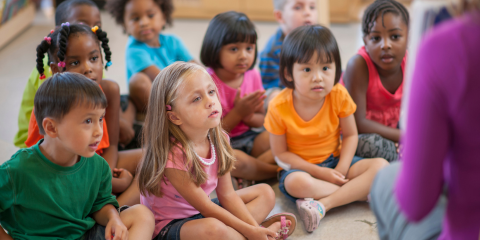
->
xmin=342 ymin=0 xmax=409 ymax=162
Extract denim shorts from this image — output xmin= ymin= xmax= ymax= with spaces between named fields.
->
xmin=81 ymin=205 xmax=130 ymax=240
xmin=154 ymin=198 xmax=222 ymax=240
xmin=278 ymin=154 xmax=364 ymax=202
xmin=231 ymin=130 xmax=260 ymax=154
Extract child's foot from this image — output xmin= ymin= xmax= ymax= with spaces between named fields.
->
xmin=261 ymin=213 xmax=297 ymax=239
xmin=296 ymin=198 xmax=325 ymax=233
xmin=263 ymin=219 xmax=292 ymax=239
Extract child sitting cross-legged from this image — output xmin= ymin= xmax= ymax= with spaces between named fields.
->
xmin=138 ymin=62 xmax=296 ymax=240
xmin=0 ymin=73 xmax=154 ymax=240
xmin=265 ymin=25 xmax=389 ymax=233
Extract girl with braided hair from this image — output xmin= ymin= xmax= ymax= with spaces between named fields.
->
xmin=26 ymin=23 xmax=142 ymax=207
xmin=341 ymin=0 xmax=409 ymax=162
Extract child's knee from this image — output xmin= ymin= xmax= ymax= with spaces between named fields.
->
xmin=126 ymin=204 xmax=155 ymax=225
xmin=284 ymin=172 xmax=315 ymax=195
xmin=198 ymin=218 xmax=230 ymax=238
xmin=369 ymin=158 xmax=389 ymax=172
xmin=255 ymin=183 xmax=276 ymax=203
xmin=129 ymin=72 xmax=151 ymax=93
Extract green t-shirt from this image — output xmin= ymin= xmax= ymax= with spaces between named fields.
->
xmin=0 ymin=139 xmax=119 ymax=239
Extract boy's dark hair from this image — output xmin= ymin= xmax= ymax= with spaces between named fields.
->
xmin=105 ymin=0 xmax=173 ymax=28
xmin=55 ymin=0 xmax=98 ymax=26
xmin=34 ymin=72 xmax=107 ymax=135
xmin=200 ymin=11 xmax=258 ymax=70
xmin=279 ymin=25 xmax=342 ymax=89
xmin=362 ymin=0 xmax=409 ymax=36
xmin=35 ymin=23 xmax=111 ymax=77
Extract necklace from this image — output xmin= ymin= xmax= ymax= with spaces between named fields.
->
xmin=194 ymin=134 xmax=216 ymax=166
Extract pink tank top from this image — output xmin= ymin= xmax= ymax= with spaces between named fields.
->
xmin=343 ymin=46 xmax=406 ymax=128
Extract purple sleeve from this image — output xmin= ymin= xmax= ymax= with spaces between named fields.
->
xmin=394 ymin=31 xmax=452 ymax=222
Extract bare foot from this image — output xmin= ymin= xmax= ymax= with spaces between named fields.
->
xmin=265 ymin=220 xmax=292 ymax=239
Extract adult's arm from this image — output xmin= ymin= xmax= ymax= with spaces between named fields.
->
xmin=394 ymin=33 xmax=450 ymax=222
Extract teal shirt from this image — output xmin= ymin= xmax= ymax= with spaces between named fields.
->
xmin=0 ymin=140 xmax=119 ymax=239
xmin=125 ymin=33 xmax=193 ymax=83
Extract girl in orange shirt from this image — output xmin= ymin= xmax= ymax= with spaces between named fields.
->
xmin=264 ymin=25 xmax=388 ymax=233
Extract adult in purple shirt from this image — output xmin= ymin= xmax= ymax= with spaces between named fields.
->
xmin=369 ymin=3 xmax=480 ymax=240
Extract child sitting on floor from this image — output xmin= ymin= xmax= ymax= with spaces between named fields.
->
xmin=138 ymin=62 xmax=296 ymax=240
xmin=200 ymin=11 xmax=278 ymax=187
xmin=26 ymin=23 xmax=142 ymax=206
xmin=0 ymin=73 xmax=154 ymax=240
xmin=265 ymin=25 xmax=388 ymax=233
xmin=106 ymin=0 xmax=196 ymax=117
xmin=342 ymin=0 xmax=409 ymax=161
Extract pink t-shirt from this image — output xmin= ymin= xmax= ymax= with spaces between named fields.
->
xmin=340 ymin=46 xmax=406 ymax=128
xmin=208 ymin=68 xmax=265 ymax=137
xmin=140 ymin=143 xmax=219 ymax=237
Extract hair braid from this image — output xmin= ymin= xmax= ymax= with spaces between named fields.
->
xmin=94 ymin=28 xmax=112 ymax=70
xmin=35 ymin=37 xmax=51 ymax=78
xmin=56 ymin=24 xmax=71 ymax=70
xmin=362 ymin=0 xmax=409 ymax=36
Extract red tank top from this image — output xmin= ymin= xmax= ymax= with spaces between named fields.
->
xmin=341 ymin=46 xmax=406 ymax=128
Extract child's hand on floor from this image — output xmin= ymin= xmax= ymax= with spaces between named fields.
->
xmin=105 ymin=216 xmax=128 ymax=240
xmin=234 ymin=89 xmax=266 ymax=118
xmin=313 ymin=166 xmax=349 ymax=186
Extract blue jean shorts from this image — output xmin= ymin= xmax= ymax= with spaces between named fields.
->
xmin=154 ymin=198 xmax=222 ymax=240
xmin=81 ymin=205 xmax=130 ymax=240
xmin=278 ymin=154 xmax=364 ymax=202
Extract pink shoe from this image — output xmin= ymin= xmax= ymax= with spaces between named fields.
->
xmin=296 ymin=198 xmax=325 ymax=233
xmin=261 ymin=213 xmax=297 ymax=239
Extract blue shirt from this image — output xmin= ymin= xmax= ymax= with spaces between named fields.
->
xmin=259 ymin=28 xmax=285 ymax=89
xmin=125 ymin=34 xmax=193 ymax=83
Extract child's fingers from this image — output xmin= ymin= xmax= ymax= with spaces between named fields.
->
xmin=104 ymin=224 xmax=112 ymax=240
xmin=263 ymin=228 xmax=278 ymax=239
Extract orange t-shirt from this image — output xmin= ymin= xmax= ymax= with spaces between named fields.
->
xmin=264 ymin=84 xmax=356 ymax=164
xmin=25 ymin=83 xmax=110 ymax=155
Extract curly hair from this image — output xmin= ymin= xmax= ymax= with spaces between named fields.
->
xmin=36 ymin=23 xmax=111 ymax=77
xmin=362 ymin=0 xmax=409 ymax=36
xmin=105 ymin=0 xmax=173 ymax=28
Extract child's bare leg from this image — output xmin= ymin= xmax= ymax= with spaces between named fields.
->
xmin=180 ymin=218 xmax=284 ymax=240
xmin=129 ymin=72 xmax=151 ymax=115
xmin=319 ymin=158 xmax=388 ymax=211
xmin=235 ymin=184 xmax=276 ymax=223
xmin=117 ymin=177 xmax=140 ymax=206
xmin=284 ymin=172 xmax=340 ymax=200
xmin=231 ymin=150 xmax=277 ymax=181
xmin=250 ymin=131 xmax=270 ymax=158
xmin=119 ymin=204 xmax=155 ymax=240
xmin=117 ymin=149 xmax=142 ymax=176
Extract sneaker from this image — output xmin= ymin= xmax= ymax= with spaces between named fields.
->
xmin=296 ymin=198 xmax=325 ymax=233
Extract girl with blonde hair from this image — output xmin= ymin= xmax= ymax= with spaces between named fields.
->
xmin=137 ymin=62 xmax=296 ymax=240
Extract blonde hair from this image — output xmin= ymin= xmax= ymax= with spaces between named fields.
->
xmin=138 ymin=62 xmax=236 ymax=197
xmin=448 ymin=0 xmax=480 ymax=16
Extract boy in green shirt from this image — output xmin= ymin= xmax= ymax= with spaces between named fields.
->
xmin=0 ymin=72 xmax=154 ymax=240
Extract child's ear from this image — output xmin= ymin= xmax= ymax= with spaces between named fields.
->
xmin=284 ymin=69 xmax=293 ymax=82
xmin=167 ymin=112 xmax=182 ymax=126
xmin=50 ymin=63 xmax=60 ymax=74
xmin=42 ymin=117 xmax=58 ymax=138
xmin=274 ymin=10 xmax=284 ymax=24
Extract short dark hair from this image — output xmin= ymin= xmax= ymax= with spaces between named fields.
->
xmin=34 ymin=72 xmax=107 ymax=135
xmin=362 ymin=0 xmax=409 ymax=36
xmin=200 ymin=11 xmax=258 ymax=69
xmin=35 ymin=23 xmax=111 ymax=77
xmin=279 ymin=25 xmax=342 ymax=89
xmin=105 ymin=0 xmax=173 ymax=28
xmin=55 ymin=0 xmax=98 ymax=26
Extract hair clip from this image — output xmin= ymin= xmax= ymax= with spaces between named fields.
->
xmin=44 ymin=36 xmax=51 ymax=44
xmin=39 ymin=74 xmax=46 ymax=80
xmin=166 ymin=105 xmax=172 ymax=111
xmin=238 ymin=16 xmax=248 ymax=21
xmin=61 ymin=22 xmax=70 ymax=27
xmin=106 ymin=61 xmax=112 ymax=67
xmin=50 ymin=29 xmax=54 ymax=34
xmin=58 ymin=61 xmax=66 ymax=68
xmin=91 ymin=26 xmax=99 ymax=33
